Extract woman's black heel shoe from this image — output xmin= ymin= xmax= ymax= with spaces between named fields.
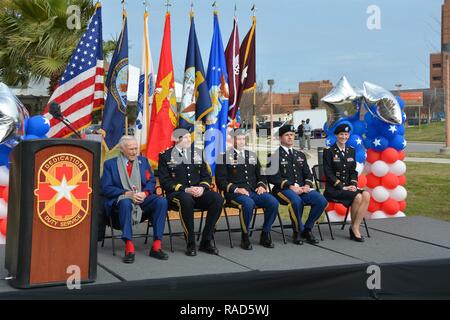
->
xmin=350 ymin=226 xmax=365 ymax=242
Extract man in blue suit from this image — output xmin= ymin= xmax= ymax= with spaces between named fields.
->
xmin=101 ymin=136 xmax=168 ymax=263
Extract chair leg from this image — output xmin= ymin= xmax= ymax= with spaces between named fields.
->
xmin=277 ymin=212 xmax=287 ymax=244
xmin=249 ymin=208 xmax=257 ymax=237
xmin=223 ymin=208 xmax=233 ymax=248
xmin=144 ymin=219 xmax=151 ymax=245
xmin=109 ymin=216 xmax=116 ymax=256
xmin=317 ymin=223 xmax=323 ymax=241
xmin=363 ymin=218 xmax=371 ymax=237
xmin=167 ymin=215 xmax=174 ymax=253
xmin=197 ymin=211 xmax=205 ymax=241
xmin=101 ymin=237 xmax=105 ymax=248
xmin=325 ymin=211 xmax=335 ymax=240
xmin=341 ymin=207 xmax=350 ymax=230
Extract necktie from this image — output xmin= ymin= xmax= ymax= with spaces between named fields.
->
xmin=288 ymin=148 xmax=293 ymax=158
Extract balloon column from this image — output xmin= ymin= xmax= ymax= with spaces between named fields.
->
xmin=0 ymin=83 xmax=49 ymax=244
xmin=362 ymin=82 xmax=407 ymax=219
xmin=321 ymin=77 xmax=407 ymax=222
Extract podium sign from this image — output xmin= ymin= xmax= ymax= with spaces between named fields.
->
xmin=5 ymin=139 xmax=101 ymax=288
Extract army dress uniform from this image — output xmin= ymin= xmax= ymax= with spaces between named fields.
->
xmin=158 ymin=145 xmax=224 ymax=255
xmin=216 ymin=148 xmax=279 ymax=249
xmin=322 ymin=144 xmax=363 ymax=207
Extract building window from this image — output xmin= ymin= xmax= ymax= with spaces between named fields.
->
xmin=432 ymin=63 xmax=442 ymax=68
xmin=433 ymin=76 xmax=442 ymax=81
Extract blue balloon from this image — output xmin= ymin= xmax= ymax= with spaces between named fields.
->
xmin=369 ymin=136 xmax=389 ymax=152
xmin=323 ymin=122 xmax=329 ymax=133
xmin=325 ymin=135 xmax=336 ymax=147
xmin=380 ymin=123 xmax=405 ymax=138
xmin=0 ymin=145 xmax=11 ymax=166
xmin=396 ymin=96 xmax=405 ymax=110
xmin=402 ymin=112 xmax=407 ymax=125
xmin=365 ymin=125 xmax=380 ymax=138
xmin=363 ymin=138 xmax=373 ymax=149
xmin=389 ymin=134 xmax=407 ymax=151
xmin=351 ymin=120 xmax=366 ymax=136
xmin=346 ymin=134 xmax=364 ymax=149
xmin=355 ymin=148 xmax=366 ymax=163
xmin=22 ymin=134 xmax=40 ymax=140
xmin=26 ymin=115 xmax=50 ymax=137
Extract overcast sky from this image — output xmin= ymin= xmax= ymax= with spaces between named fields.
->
xmin=101 ymin=0 xmax=443 ymax=92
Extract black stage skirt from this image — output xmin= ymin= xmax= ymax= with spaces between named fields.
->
xmin=324 ymin=188 xmax=365 ymax=207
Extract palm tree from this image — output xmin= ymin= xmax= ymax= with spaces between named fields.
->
xmin=0 ymin=0 xmax=115 ymax=95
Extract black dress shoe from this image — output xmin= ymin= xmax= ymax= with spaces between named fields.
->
xmin=301 ymin=229 xmax=320 ymax=245
xmin=240 ymin=233 xmax=253 ymax=250
xmin=199 ymin=240 xmax=219 ymax=255
xmin=149 ymin=249 xmax=169 ymax=260
xmin=350 ymin=227 xmax=365 ymax=243
xmin=292 ymin=231 xmax=304 ymax=245
xmin=185 ymin=243 xmax=197 ymax=256
xmin=260 ymin=231 xmax=274 ymax=248
xmin=123 ymin=252 xmax=135 ymax=264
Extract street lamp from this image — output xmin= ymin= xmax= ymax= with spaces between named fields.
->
xmin=268 ymin=79 xmax=275 ymax=137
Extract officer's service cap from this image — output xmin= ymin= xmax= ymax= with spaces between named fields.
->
xmin=278 ymin=124 xmax=296 ymax=137
xmin=334 ymin=123 xmax=352 ymax=134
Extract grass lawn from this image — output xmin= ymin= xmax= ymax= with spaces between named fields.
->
xmin=405 ymin=121 xmax=446 ymax=142
xmin=406 ymin=152 xmax=450 ymax=159
xmin=404 ymin=162 xmax=450 ymax=222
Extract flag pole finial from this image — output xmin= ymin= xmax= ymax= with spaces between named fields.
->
xmin=251 ymin=4 xmax=256 ymax=16
xmin=165 ymin=0 xmax=171 ymax=13
xmin=234 ymin=4 xmax=237 ymax=14
xmin=212 ymin=1 xmax=218 ymax=14
xmin=190 ymin=0 xmax=194 ymax=18
xmin=143 ymin=0 xmax=149 ymax=12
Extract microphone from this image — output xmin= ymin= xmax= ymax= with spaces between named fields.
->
xmin=47 ymin=101 xmax=82 ymax=139
xmin=49 ymin=101 xmax=63 ymax=119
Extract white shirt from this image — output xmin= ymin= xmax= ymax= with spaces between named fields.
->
xmin=281 ymin=145 xmax=294 ymax=155
xmin=303 ymin=123 xmax=312 ymax=135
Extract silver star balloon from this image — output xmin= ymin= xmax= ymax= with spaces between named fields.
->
xmin=363 ymin=81 xmax=402 ymax=125
xmin=321 ymin=76 xmax=361 ymax=128
xmin=0 ymin=82 xmax=29 ymax=145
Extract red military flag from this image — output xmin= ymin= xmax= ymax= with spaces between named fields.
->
xmin=225 ymin=16 xmax=240 ymax=126
xmin=146 ymin=12 xmax=177 ymax=169
xmin=236 ymin=16 xmax=256 ymax=111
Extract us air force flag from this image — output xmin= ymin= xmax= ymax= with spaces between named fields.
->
xmin=205 ymin=12 xmax=229 ymax=176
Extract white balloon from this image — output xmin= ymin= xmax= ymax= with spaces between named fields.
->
xmin=393 ymin=211 xmax=406 ymax=218
xmin=390 ymin=186 xmax=407 ymax=201
xmin=364 ymin=187 xmax=373 ymax=195
xmin=389 ymin=160 xmax=406 ymax=176
xmin=0 ymin=199 xmax=6 ymax=219
xmin=0 ymin=234 xmax=5 ymax=245
xmin=326 ymin=210 xmax=351 ymax=223
xmin=356 ymin=162 xmax=364 ymax=175
xmin=0 ymin=166 xmax=9 ymax=186
xmin=371 ymin=160 xmax=390 ymax=177
xmin=363 ymin=163 xmax=372 ymax=176
xmin=372 ymin=186 xmax=390 ymax=202
xmin=370 ymin=210 xmax=387 ymax=219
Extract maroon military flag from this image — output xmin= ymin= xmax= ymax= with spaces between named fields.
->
xmin=225 ymin=16 xmax=240 ymax=126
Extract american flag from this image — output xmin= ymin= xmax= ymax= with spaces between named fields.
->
xmin=43 ymin=4 xmax=104 ymax=138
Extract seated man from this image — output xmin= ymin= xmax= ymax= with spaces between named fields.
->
xmin=216 ymin=129 xmax=278 ymax=250
xmin=158 ymin=128 xmax=223 ymax=256
xmin=101 ymin=136 xmax=168 ymax=264
xmin=267 ymin=125 xmax=328 ymax=245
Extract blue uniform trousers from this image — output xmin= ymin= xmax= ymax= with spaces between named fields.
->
xmin=274 ymin=189 xmax=327 ymax=233
xmin=114 ymin=194 xmax=168 ymax=241
xmin=231 ymin=192 xmax=279 ymax=234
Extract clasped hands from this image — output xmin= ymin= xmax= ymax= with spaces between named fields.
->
xmin=185 ymin=186 xmax=205 ymax=198
xmin=289 ymin=184 xmax=312 ymax=195
xmin=125 ymin=191 xmax=147 ymax=204
xmin=235 ymin=186 xmax=267 ymax=196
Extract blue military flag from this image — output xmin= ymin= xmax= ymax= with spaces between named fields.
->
xmin=205 ymin=12 xmax=229 ymax=175
xmin=101 ymin=13 xmax=128 ymax=150
xmin=179 ymin=14 xmax=212 ymax=131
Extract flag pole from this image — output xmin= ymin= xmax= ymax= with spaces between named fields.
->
xmin=121 ymin=0 xmax=128 ymax=136
xmin=251 ymin=4 xmax=257 ymax=153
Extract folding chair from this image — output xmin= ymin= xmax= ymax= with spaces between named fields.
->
xmin=311 ymin=164 xmax=370 ymax=239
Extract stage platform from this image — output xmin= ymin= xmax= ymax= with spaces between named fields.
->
xmin=1 ymin=215 xmax=450 ymax=299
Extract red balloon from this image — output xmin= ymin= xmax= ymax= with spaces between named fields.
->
xmin=399 ymin=200 xmax=407 ymax=212
xmin=2 ymin=187 xmax=8 ymax=203
xmin=366 ymin=149 xmax=381 ymax=164
xmin=0 ymin=186 xmax=4 ymax=198
xmin=381 ymin=173 xmax=400 ymax=189
xmin=357 ymin=174 xmax=367 ymax=189
xmin=366 ymin=173 xmax=381 ymax=189
xmin=368 ymin=198 xmax=381 ymax=212
xmin=381 ymin=148 xmax=400 ymax=164
xmin=0 ymin=219 xmax=6 ymax=236
xmin=382 ymin=199 xmax=400 ymax=215
xmin=398 ymin=175 xmax=407 ymax=186
xmin=398 ymin=151 xmax=406 ymax=161
xmin=334 ymin=203 xmax=348 ymax=216
xmin=326 ymin=202 xmax=335 ymax=212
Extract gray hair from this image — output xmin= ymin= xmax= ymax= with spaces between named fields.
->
xmin=119 ymin=135 xmax=137 ymax=149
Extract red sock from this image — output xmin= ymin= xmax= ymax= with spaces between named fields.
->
xmin=125 ymin=240 xmax=135 ymax=254
xmin=152 ymin=240 xmax=161 ymax=251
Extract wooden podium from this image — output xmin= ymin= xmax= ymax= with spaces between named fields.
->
xmin=4 ymin=139 xmax=101 ymax=288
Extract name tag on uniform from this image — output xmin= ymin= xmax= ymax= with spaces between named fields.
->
xmin=347 ymin=157 xmax=355 ymax=162
xmin=281 ymin=161 xmax=288 ymax=165
xmin=249 ymin=156 xmax=257 ymax=164
xmin=296 ymin=157 xmax=304 ymax=163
